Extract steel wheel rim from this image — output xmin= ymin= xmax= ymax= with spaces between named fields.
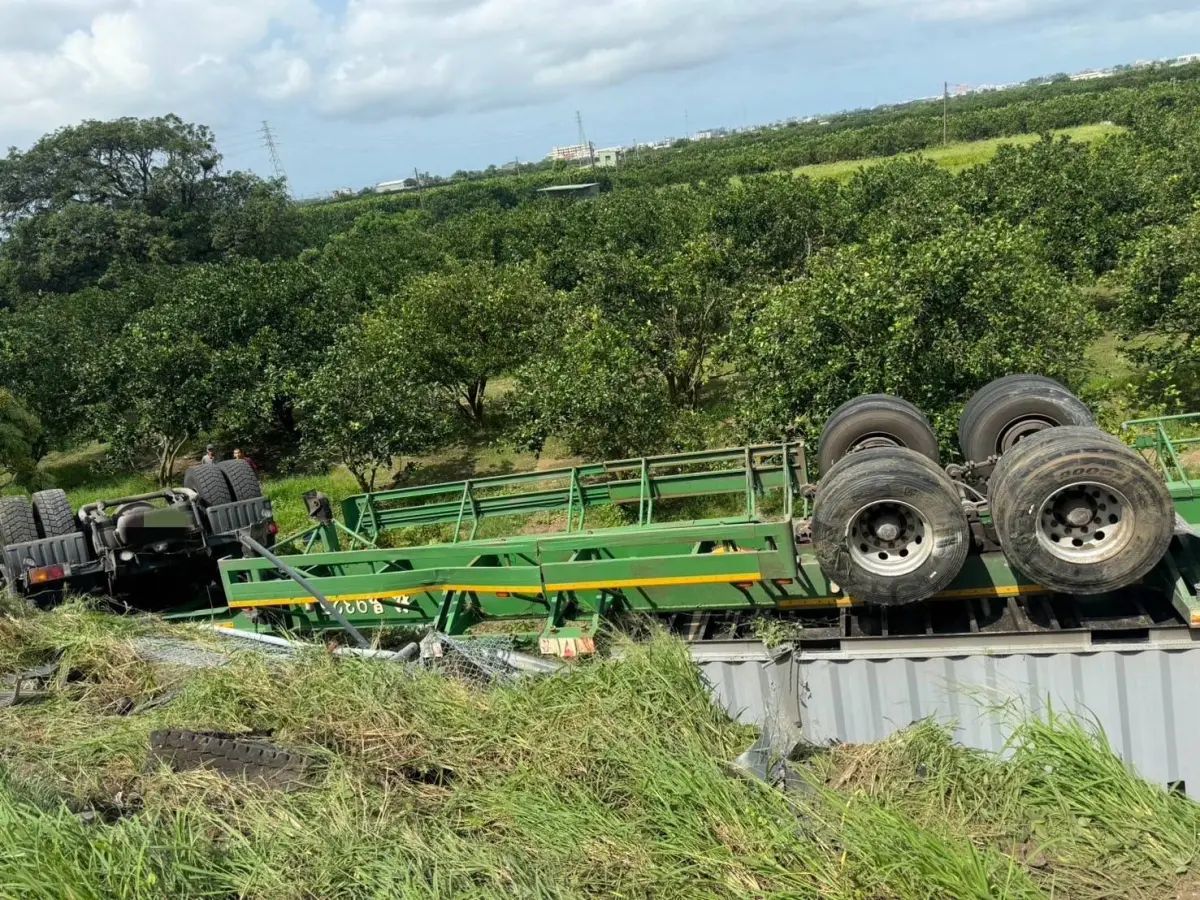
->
xmin=847 ymin=500 xmax=933 ymax=576
xmin=850 ymin=433 xmax=905 ymax=453
xmin=998 ymin=416 xmax=1055 ymax=453
xmin=1035 ymin=481 xmax=1131 ymax=564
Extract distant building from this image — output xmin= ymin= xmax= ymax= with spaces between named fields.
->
xmin=547 ymin=142 xmax=595 ymax=163
xmin=375 ymin=179 xmax=416 ymax=194
xmin=594 ymin=147 xmax=625 ymax=168
xmin=536 ymin=182 xmax=600 ymax=200
xmin=1070 ymin=70 xmax=1111 ymax=81
xmin=331 ymin=188 xmax=356 ymax=199
xmin=694 ymin=128 xmax=728 ymax=141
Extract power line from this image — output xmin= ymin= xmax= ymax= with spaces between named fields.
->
xmin=260 ymin=120 xmax=289 ymax=185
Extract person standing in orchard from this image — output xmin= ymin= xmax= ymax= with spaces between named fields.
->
xmin=233 ymin=448 xmax=260 ymax=474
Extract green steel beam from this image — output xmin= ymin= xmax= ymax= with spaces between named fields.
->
xmin=1124 ymin=413 xmax=1200 ymax=501
xmin=341 ymin=445 xmax=806 ymax=539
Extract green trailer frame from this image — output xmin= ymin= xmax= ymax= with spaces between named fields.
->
xmin=207 ymin=419 xmax=1200 ymax=654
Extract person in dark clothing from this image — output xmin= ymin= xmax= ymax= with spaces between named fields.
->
xmin=232 ymin=448 xmax=260 ymax=474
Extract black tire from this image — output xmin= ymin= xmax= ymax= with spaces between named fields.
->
xmin=31 ymin=489 xmax=75 ymax=538
xmin=959 ymin=375 xmax=1093 ymax=464
xmin=812 ymin=447 xmax=970 ymax=606
xmin=989 ymin=426 xmax=1173 ymax=595
xmin=148 ymin=730 xmax=311 ymax=790
xmin=216 ymin=459 xmax=262 ymax=501
xmin=0 ymin=496 xmax=38 ymax=548
xmin=816 ymin=394 xmax=940 ymax=475
xmin=183 ymin=464 xmax=233 ymax=507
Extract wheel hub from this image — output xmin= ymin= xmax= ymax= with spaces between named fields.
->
xmin=1062 ymin=503 xmax=1094 ymax=527
xmin=874 ymin=516 xmax=902 ymax=542
xmin=998 ymin=416 xmax=1055 ymax=453
xmin=847 ymin=500 xmax=933 ymax=577
xmin=851 ymin=434 xmax=904 ymax=453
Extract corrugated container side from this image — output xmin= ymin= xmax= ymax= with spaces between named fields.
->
xmin=696 ymin=644 xmax=1200 ymax=792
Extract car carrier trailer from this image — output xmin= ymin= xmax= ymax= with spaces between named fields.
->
xmin=0 ymin=459 xmax=275 ymax=603
xmin=202 ymin=375 xmax=1200 ymax=657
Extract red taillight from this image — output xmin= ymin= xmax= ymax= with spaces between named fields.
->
xmin=268 ymin=522 xmax=279 ymax=535
xmin=29 ymin=564 xmax=66 ymax=585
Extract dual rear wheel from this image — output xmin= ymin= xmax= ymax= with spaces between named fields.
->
xmin=184 ymin=459 xmax=263 ymax=506
xmin=812 ymin=377 xmax=1175 ymax=606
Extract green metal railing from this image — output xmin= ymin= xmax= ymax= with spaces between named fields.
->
xmin=1123 ymin=412 xmax=1200 ymax=499
xmin=340 ymin=444 xmax=808 ymax=543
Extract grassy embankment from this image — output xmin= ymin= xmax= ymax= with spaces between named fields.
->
xmin=1 ymin=603 xmax=1199 ymax=900
xmin=788 ymin=122 xmax=1124 ymax=181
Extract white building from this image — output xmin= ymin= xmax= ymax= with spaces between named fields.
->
xmin=375 ymin=179 xmax=416 ymax=194
xmin=595 ymin=147 xmax=625 ymax=168
xmin=547 ymin=143 xmax=595 ymax=163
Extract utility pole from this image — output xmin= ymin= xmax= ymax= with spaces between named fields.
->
xmin=260 ymin=120 xmax=288 ymax=186
xmin=685 ymin=108 xmax=691 ymax=139
xmin=413 ymin=167 xmax=424 ymax=208
xmin=943 ymin=82 xmax=948 ymax=145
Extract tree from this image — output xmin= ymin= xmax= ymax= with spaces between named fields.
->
xmin=1114 ymin=211 xmax=1200 ymax=410
xmin=0 ymin=115 xmax=295 ymax=293
xmin=105 ymin=259 xmax=350 ymax=474
xmin=509 ymin=305 xmax=672 ymax=459
xmin=0 ymin=389 xmax=41 ymax=490
xmin=961 ymin=134 xmax=1143 ymax=277
xmin=101 ymin=316 xmax=230 ymax=485
xmin=0 ymin=284 xmax=149 ymax=460
xmin=310 ymin=211 xmax=444 ymax=307
xmin=575 ymin=234 xmax=747 ymax=408
xmin=379 ymin=260 xmax=549 ymax=423
xmin=732 ymin=219 xmax=1099 ymax=445
xmin=298 ymin=321 xmax=453 ymax=492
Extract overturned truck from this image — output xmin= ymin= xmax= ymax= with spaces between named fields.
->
xmin=195 ymin=375 xmax=1200 ymax=657
xmin=0 ymin=460 xmax=275 ymax=603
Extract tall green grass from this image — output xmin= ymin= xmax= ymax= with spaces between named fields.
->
xmin=1 ymin=603 xmax=1199 ymax=898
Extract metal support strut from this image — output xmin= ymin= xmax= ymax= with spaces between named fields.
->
xmin=238 ymin=533 xmax=370 ymax=649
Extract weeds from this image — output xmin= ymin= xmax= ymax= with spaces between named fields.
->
xmin=1 ymin=605 xmax=1199 ymax=898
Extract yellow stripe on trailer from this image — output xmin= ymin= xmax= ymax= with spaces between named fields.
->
xmin=935 ymin=584 xmax=1043 ymax=600
xmin=545 ymin=572 xmax=762 ymax=592
xmin=228 ymin=572 xmax=766 ymax=610
xmin=777 ymin=583 xmax=1044 ymax=611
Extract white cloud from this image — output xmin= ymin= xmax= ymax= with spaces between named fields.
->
xmin=0 ymin=0 xmax=322 ymax=134
xmin=0 ymin=0 xmax=1196 ymax=136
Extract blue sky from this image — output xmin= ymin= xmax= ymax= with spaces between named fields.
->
xmin=2 ymin=0 xmax=1199 ymax=197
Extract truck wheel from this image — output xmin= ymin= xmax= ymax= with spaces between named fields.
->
xmin=31 ymin=489 xmax=75 ymax=538
xmin=216 ymin=459 xmax=262 ymax=501
xmin=958 ymin=374 xmax=1093 ymax=464
xmin=816 ymin=394 xmax=940 ymax=475
xmin=989 ymin=426 xmax=1173 ymax=595
xmin=813 ymin=447 xmax=970 ymax=606
xmin=0 ymin=497 xmax=39 ymax=548
xmin=183 ymin=464 xmax=233 ymax=507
